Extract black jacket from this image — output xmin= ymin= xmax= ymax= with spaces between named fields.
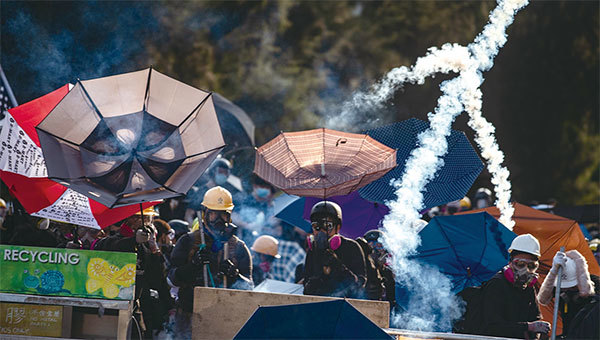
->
xmin=168 ymin=229 xmax=252 ymax=312
xmin=303 ymin=235 xmax=366 ymax=298
xmin=481 ymin=271 xmax=541 ymax=339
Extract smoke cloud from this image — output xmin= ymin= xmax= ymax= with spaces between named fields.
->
xmin=338 ymin=0 xmax=529 ymax=331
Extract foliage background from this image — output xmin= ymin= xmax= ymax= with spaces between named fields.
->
xmin=1 ymin=0 xmax=598 ymax=205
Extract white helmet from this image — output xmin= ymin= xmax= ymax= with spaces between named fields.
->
xmin=508 ymin=234 xmax=541 ymax=257
xmin=555 ymin=257 xmax=578 ymax=288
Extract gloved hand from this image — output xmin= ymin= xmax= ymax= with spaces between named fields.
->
xmin=136 ymin=228 xmax=151 ymax=244
xmin=219 ymin=259 xmax=239 ymax=279
xmin=322 ymin=249 xmax=343 ymax=276
xmin=191 ymin=247 xmax=211 ymax=267
xmin=147 ymin=226 xmax=159 ymax=253
xmin=527 ymin=321 xmax=551 ymax=334
xmin=550 ymin=251 xmax=567 ymax=274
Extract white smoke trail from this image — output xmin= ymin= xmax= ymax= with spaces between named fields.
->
xmin=363 ymin=0 xmax=527 ymax=331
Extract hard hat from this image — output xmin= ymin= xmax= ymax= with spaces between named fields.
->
xmin=364 ymin=229 xmax=383 ymax=242
xmin=251 ymin=235 xmax=281 ymax=258
xmin=555 ymin=257 xmax=578 ymax=288
xmin=310 ymin=201 xmax=342 ymax=224
xmin=475 ymin=188 xmax=492 ymax=200
xmin=459 ymin=197 xmax=471 ymax=209
xmin=0 ymin=198 xmax=6 ymax=209
xmin=135 ymin=207 xmax=159 ymax=216
xmin=508 ymin=234 xmax=541 ymax=257
xmin=201 ymin=186 xmax=234 ymax=212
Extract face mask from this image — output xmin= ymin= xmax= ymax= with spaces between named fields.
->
xmin=259 ymin=261 xmax=271 ymax=273
xmin=476 ymin=199 xmax=488 ymax=209
xmin=254 ymin=188 xmax=270 ymax=199
xmin=512 ymin=265 xmax=537 ymax=287
xmin=214 ymin=173 xmax=228 ymax=185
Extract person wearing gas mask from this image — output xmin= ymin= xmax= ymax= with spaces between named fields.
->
xmin=537 ymin=249 xmax=598 ymax=339
xmin=250 ymin=235 xmax=281 ymax=285
xmin=363 ymin=229 xmax=396 ymax=307
xmin=94 ymin=207 xmax=174 ymax=339
xmin=480 ymin=234 xmax=550 ymax=339
xmin=169 ymin=186 xmax=252 ymax=339
xmin=302 ymin=201 xmax=366 ymax=298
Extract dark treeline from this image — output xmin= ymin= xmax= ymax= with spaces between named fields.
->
xmin=1 ymin=0 xmax=597 ymax=205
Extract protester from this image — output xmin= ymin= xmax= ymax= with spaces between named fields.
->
xmin=537 ymin=249 xmax=598 ymax=339
xmin=153 ymin=218 xmax=175 ymax=268
xmin=355 ymin=236 xmax=385 ymax=300
xmin=77 ymin=226 xmax=102 ymax=250
xmin=168 ymin=186 xmax=252 ymax=339
xmin=10 ymin=217 xmax=58 ymax=248
xmin=266 ymin=221 xmax=307 ymax=283
xmin=251 ymin=235 xmax=280 ymax=285
xmin=168 ymin=219 xmax=190 ymax=243
xmin=184 ymin=157 xmax=243 ymax=226
xmin=364 ymin=229 xmax=396 ymax=307
xmin=474 ymin=187 xmax=493 ymax=209
xmin=93 ymin=207 xmax=174 ymax=339
xmin=232 ymin=175 xmax=277 ymax=245
xmin=303 ymin=201 xmax=366 ymax=298
xmin=480 ymin=234 xmax=550 ymax=339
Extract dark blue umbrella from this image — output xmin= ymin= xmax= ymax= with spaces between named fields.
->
xmin=412 ymin=212 xmax=517 ymax=292
xmin=234 ymin=299 xmax=392 ymax=339
xmin=359 ymin=118 xmax=484 ymax=210
xmin=273 ymin=194 xmax=312 ymax=233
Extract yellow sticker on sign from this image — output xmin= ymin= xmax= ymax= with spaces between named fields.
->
xmin=0 ymin=302 xmax=62 ymax=337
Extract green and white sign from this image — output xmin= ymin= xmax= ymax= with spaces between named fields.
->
xmin=0 ymin=245 xmax=136 ymax=300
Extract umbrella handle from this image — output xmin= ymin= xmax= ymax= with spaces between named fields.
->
xmin=550 ymin=246 xmax=565 ymax=340
xmin=196 ymin=211 xmax=209 ymax=287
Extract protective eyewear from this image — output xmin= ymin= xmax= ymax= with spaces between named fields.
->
xmin=206 ymin=209 xmax=231 ymax=222
xmin=511 ymin=258 xmax=539 ymax=270
xmin=311 ymin=220 xmax=335 ymax=232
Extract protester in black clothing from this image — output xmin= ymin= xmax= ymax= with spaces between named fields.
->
xmin=93 ymin=207 xmax=174 ymax=339
xmin=364 ymin=229 xmax=396 ymax=307
xmin=9 ymin=217 xmax=57 ymax=248
xmin=537 ymin=249 xmax=598 ymax=339
xmin=303 ymin=201 xmax=366 ymax=298
xmin=480 ymin=234 xmax=549 ymax=339
xmin=355 ymin=237 xmax=384 ymax=300
xmin=168 ymin=186 xmax=252 ymax=339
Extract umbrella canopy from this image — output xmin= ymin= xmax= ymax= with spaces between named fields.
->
xmin=0 ymin=85 xmax=156 ymax=229
xmin=213 ymin=92 xmax=255 ymax=150
xmin=254 ymin=128 xmax=396 ymax=198
xmin=36 ymin=68 xmax=225 ymax=208
xmin=359 ymin=118 xmax=484 ymax=209
xmin=459 ymin=203 xmax=600 ymax=333
xmin=412 ymin=212 xmax=517 ymax=292
xmin=273 ymin=194 xmax=312 ymax=232
xmin=234 ymin=299 xmax=392 ymax=339
xmin=301 ymin=191 xmax=389 ymax=239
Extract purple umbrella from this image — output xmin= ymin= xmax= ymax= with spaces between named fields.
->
xmin=302 ymin=191 xmax=389 ymax=239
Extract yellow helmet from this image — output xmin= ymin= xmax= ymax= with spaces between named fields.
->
xmin=0 ymin=199 xmax=6 ymax=209
xmin=201 ymin=186 xmax=234 ymax=212
xmin=135 ymin=207 xmax=159 ymax=216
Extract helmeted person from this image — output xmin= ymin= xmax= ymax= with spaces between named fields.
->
xmin=537 ymin=249 xmax=598 ymax=339
xmin=93 ymin=206 xmax=173 ymax=339
xmin=169 ymin=186 xmax=252 ymax=328
xmin=303 ymin=201 xmax=366 ymax=298
xmin=474 ymin=188 xmax=493 ymax=209
xmin=363 ymin=229 xmax=395 ymax=307
xmin=251 ymin=235 xmax=281 ymax=285
xmin=480 ymin=234 xmax=550 ymax=339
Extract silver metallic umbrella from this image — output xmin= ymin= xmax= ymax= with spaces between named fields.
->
xmin=36 ymin=68 xmax=225 ymax=208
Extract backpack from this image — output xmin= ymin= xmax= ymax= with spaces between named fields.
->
xmin=454 ymin=283 xmax=488 ymax=335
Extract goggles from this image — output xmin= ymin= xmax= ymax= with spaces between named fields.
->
xmin=311 ymin=220 xmax=335 ymax=232
xmin=511 ymin=258 xmax=539 ymax=270
xmin=206 ymin=209 xmax=231 ymax=223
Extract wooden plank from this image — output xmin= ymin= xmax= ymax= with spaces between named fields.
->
xmin=61 ymin=306 xmax=72 ymax=338
xmin=0 ymin=293 xmax=130 ymax=310
xmin=192 ymin=287 xmax=389 ymax=339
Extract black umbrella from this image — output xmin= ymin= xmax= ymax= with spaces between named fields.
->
xmin=213 ymin=92 xmax=255 ymax=150
xmin=36 ymin=68 xmax=225 ymax=208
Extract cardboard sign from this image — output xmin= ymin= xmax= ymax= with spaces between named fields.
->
xmin=0 ymin=245 xmax=136 ymax=300
xmin=0 ymin=302 xmax=62 ymax=337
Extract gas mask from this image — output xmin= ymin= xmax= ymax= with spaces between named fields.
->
xmin=203 ymin=209 xmax=233 ymax=249
xmin=508 ymin=258 xmax=539 ymax=288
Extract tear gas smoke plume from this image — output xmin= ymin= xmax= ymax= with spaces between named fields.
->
xmin=336 ymin=0 xmax=528 ymax=331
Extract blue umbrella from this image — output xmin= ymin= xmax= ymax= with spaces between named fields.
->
xmin=413 ymin=212 xmax=517 ymax=292
xmin=359 ymin=118 xmax=484 ymax=210
xmin=234 ymin=299 xmax=392 ymax=339
xmin=273 ymin=194 xmax=313 ymax=232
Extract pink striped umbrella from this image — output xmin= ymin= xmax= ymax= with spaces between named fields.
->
xmin=254 ymin=128 xmax=396 ymax=198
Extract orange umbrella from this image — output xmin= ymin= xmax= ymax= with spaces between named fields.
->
xmin=459 ymin=202 xmax=600 ymax=334
xmin=254 ymin=128 xmax=396 ymax=198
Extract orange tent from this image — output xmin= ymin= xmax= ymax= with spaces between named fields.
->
xmin=459 ymin=202 xmax=599 ymax=334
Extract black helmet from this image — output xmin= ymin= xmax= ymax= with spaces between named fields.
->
xmin=210 ymin=157 xmax=232 ymax=173
xmin=310 ymin=201 xmax=342 ymax=224
xmin=364 ymin=229 xmax=383 ymax=242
